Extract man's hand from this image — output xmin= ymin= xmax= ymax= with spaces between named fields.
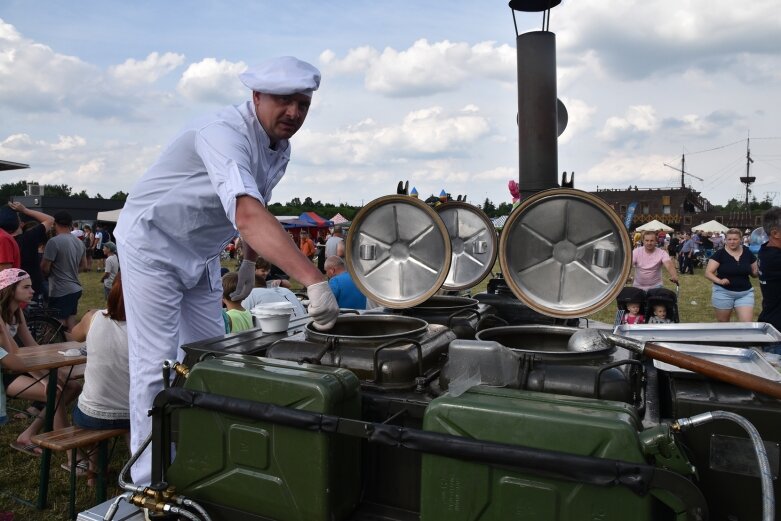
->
xmin=8 ymin=201 xmax=26 ymax=213
xmin=306 ymin=281 xmax=339 ymax=330
xmin=230 ymin=260 xmax=256 ymax=301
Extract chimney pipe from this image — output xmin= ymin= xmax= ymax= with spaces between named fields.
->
xmin=517 ymin=30 xmax=558 ymax=198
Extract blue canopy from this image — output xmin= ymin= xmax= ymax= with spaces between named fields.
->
xmin=279 ymin=218 xmax=313 ymax=229
xmin=299 ymin=212 xmax=333 ymax=227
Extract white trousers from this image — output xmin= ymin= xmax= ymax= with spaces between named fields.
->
xmin=119 ymin=253 xmax=223 ymax=485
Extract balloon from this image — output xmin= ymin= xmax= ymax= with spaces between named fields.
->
xmin=749 ymin=227 xmax=768 ymax=254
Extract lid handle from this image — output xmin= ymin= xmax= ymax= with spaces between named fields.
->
xmin=360 ymin=244 xmax=377 ymax=260
xmin=469 ymin=240 xmax=488 ymax=254
xmin=592 ymin=248 xmax=613 ymax=268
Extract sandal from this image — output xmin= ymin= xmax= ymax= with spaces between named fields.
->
xmin=9 ymin=441 xmax=42 ymax=457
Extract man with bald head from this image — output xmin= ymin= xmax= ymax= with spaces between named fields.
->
xmin=325 ymin=255 xmax=366 ymax=309
xmin=115 ymin=56 xmax=339 ymax=484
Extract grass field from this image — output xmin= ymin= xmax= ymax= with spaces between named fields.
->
xmin=0 ymin=261 xmax=766 ymax=519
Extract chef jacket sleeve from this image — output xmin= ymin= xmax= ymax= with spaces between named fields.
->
xmin=195 ymin=122 xmax=266 ymax=227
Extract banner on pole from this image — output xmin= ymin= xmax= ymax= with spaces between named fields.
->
xmin=624 ymin=202 xmax=638 ymax=229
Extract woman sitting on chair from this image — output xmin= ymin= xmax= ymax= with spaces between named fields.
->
xmin=0 ymin=268 xmax=82 ymax=455
xmin=69 ymin=272 xmax=129 ymax=483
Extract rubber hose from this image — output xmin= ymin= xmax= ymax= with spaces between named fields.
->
xmin=677 ymin=410 xmax=773 ymax=521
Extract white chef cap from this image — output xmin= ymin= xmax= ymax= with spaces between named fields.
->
xmin=239 ymin=56 xmax=321 ymax=97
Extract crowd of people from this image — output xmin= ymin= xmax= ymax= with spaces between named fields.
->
xmin=627 ymin=209 xmax=781 ymax=332
xmin=0 ymin=213 xmax=127 ymax=484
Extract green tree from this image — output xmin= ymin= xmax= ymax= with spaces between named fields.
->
xmin=110 ymin=191 xmax=128 ymax=201
xmin=43 ymin=184 xmax=73 ymax=197
xmin=496 ymin=202 xmax=513 ymax=216
xmin=0 ymin=181 xmax=28 ymax=203
xmin=481 ymin=198 xmax=496 ymax=217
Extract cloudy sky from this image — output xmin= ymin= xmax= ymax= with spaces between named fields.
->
xmin=1 ymin=0 xmax=780 ymax=208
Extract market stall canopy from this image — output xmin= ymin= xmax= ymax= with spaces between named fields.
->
xmin=299 ymin=211 xmax=332 ymax=228
xmin=279 ymin=218 xmax=314 ymax=229
xmin=96 ymin=208 xmax=122 ymax=222
xmin=636 ymin=220 xmax=673 ymax=232
xmin=692 ymin=220 xmax=729 ymax=234
xmin=492 ymin=215 xmax=509 ymax=229
xmin=331 ymin=213 xmax=349 ymax=225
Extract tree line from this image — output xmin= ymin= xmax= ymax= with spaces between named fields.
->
xmin=0 ymin=181 xmax=127 ymax=204
xmin=0 ymin=181 xmax=519 ymax=219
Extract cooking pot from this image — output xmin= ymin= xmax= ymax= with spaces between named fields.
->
xmin=475 ymin=325 xmax=615 ymax=361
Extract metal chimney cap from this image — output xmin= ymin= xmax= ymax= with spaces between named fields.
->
xmin=508 ymin=0 xmax=561 ymax=12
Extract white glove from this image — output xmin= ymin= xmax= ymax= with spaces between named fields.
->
xmin=229 ymin=260 xmax=256 ymax=301
xmin=306 ymin=281 xmax=339 ymax=330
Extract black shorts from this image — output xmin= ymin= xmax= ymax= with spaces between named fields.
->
xmin=92 ymin=249 xmax=105 ymax=259
xmin=48 ymin=291 xmax=82 ymax=318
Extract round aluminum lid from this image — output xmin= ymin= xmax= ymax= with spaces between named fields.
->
xmin=346 ymin=195 xmax=452 ymax=308
xmin=435 ymin=202 xmax=498 ymax=290
xmin=498 ymin=188 xmax=631 ymax=318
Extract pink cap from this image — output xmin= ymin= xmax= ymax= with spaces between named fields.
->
xmin=0 ymin=268 xmax=30 ymax=290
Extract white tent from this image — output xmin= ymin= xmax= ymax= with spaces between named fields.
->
xmin=636 ymin=219 xmax=673 ymax=232
xmin=96 ymin=209 xmax=122 ymax=222
xmin=692 ymin=220 xmax=729 ymax=234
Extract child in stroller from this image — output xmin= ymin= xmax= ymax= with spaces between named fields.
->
xmin=645 ymin=287 xmax=679 ymax=323
xmin=615 ymin=287 xmax=646 ymax=326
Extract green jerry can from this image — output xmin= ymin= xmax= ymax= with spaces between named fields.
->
xmin=420 ymin=387 xmax=654 ymax=521
xmin=165 ymin=355 xmax=362 ymax=521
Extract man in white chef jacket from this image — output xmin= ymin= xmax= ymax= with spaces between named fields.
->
xmin=114 ymin=56 xmax=339 ymax=485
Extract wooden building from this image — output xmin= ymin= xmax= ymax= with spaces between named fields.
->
xmin=590 ymin=186 xmax=764 ymax=232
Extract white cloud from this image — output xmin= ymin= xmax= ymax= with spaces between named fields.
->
xmin=0 ymin=19 xmax=99 ymax=112
xmin=556 ymin=0 xmax=781 ymax=81
xmin=0 ymin=133 xmax=44 ymax=156
xmin=295 ymin=105 xmax=491 ymax=166
xmin=580 ymin=153 xmax=673 ymax=186
xmin=73 ymin=158 xmax=105 ymax=182
xmin=0 ymin=18 xmax=22 ymax=42
xmin=320 ymin=46 xmax=379 ymax=74
xmin=323 ymin=38 xmax=515 ymax=97
xmin=51 ymin=135 xmax=87 ymax=151
xmin=0 ymin=19 xmax=187 ymax=119
xmin=599 ymin=105 xmax=658 ymax=143
xmin=176 ymin=58 xmax=247 ymax=103
xmin=109 ymin=52 xmax=185 ymax=86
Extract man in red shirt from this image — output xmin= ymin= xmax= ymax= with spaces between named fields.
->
xmin=0 ymin=227 xmax=20 ymax=270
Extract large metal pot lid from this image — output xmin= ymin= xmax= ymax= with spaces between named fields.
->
xmin=346 ymin=195 xmax=452 ymax=308
xmin=435 ymin=202 xmax=498 ymax=291
xmin=498 ymin=188 xmax=631 ymax=318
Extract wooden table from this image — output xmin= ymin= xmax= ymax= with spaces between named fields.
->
xmin=6 ymin=341 xmax=86 ymax=509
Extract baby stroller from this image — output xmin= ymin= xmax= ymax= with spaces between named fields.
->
xmin=614 ymin=287 xmax=647 ymax=326
xmin=645 ymin=287 xmax=680 ymax=323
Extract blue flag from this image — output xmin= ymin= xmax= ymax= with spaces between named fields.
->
xmin=624 ymin=202 xmax=638 ymax=230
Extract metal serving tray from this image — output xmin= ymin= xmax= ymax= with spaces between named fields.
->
xmin=651 ymin=342 xmax=781 ymax=381
xmin=613 ymin=322 xmax=781 ymax=346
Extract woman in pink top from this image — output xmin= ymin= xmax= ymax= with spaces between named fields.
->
xmin=632 ymin=230 xmax=679 ymax=291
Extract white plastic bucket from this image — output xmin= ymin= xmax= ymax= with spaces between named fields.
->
xmin=251 ymin=302 xmax=295 ymax=333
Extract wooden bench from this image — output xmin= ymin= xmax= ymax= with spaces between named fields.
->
xmin=32 ymin=426 xmax=128 ymax=519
